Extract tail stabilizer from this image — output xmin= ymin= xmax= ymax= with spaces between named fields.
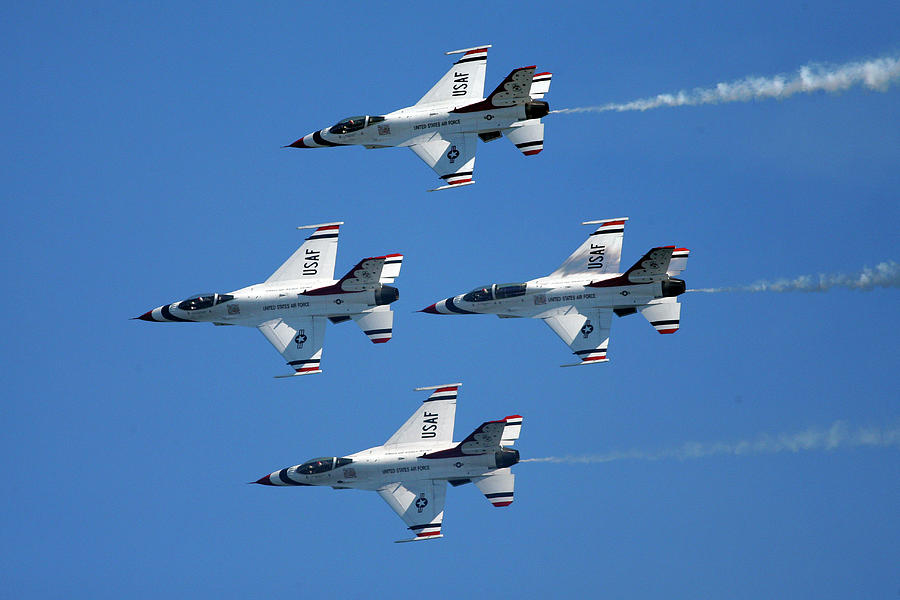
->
xmin=504 ymin=120 xmax=545 ymax=156
xmin=530 ymin=72 xmax=552 ymax=99
xmin=379 ymin=253 xmax=403 ymax=283
xmin=667 ymin=248 xmax=690 ymax=276
xmin=638 ymin=297 xmax=681 ymax=334
xmin=474 ymin=468 xmax=515 ymax=507
xmin=351 ymin=306 xmax=393 ymax=344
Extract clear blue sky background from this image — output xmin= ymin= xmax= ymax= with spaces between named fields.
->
xmin=3 ymin=2 xmax=898 ymax=598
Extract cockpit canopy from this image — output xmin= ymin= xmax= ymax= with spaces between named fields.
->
xmin=176 ymin=293 xmax=234 ymax=311
xmin=462 ymin=283 xmax=527 ymax=303
xmin=328 ymin=115 xmax=385 ymax=135
xmin=296 ymin=456 xmax=353 ymax=475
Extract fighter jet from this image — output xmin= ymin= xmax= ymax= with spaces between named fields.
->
xmin=135 ymin=222 xmax=402 ymax=377
xmin=254 ymin=383 xmax=522 ymax=542
xmin=287 ymin=45 xmax=552 ymax=191
xmin=421 ymin=218 xmax=689 ymax=366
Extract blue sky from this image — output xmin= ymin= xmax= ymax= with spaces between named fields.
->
xmin=2 ymin=2 xmax=898 ymax=598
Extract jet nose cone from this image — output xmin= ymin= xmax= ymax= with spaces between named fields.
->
xmin=134 ymin=310 xmax=155 ymax=321
xmin=254 ymin=474 xmax=275 ymax=486
xmin=285 ymin=136 xmax=309 ymax=148
xmin=420 ymin=303 xmax=439 ymax=314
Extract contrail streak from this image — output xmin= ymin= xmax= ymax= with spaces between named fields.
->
xmin=552 ymin=54 xmax=900 ymax=114
xmin=523 ymin=421 xmax=900 ymax=464
xmin=687 ymin=261 xmax=900 ymax=294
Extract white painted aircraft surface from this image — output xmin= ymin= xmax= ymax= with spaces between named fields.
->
xmin=286 ymin=45 xmax=552 ymax=191
xmin=254 ymin=383 xmax=522 ymax=542
xmin=136 ymin=222 xmax=402 ymax=377
xmin=421 ymin=218 xmax=690 ymax=366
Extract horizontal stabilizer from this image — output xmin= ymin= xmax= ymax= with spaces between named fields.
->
xmin=504 ymin=120 xmax=544 ymax=156
xmin=474 ymin=468 xmax=516 ymax=507
xmin=380 ymin=254 xmax=404 ymax=283
xmin=274 ymin=369 xmax=322 ymax=378
xmin=638 ymin=297 xmax=681 ymax=334
xmin=395 ymin=534 xmax=444 ymax=543
xmin=500 ymin=415 xmax=523 ymax=446
xmin=667 ymin=248 xmax=690 ymax=276
xmin=530 ymin=72 xmax=552 ymax=99
xmin=351 ymin=306 xmax=393 ymax=344
xmin=428 ymin=181 xmax=475 ymax=192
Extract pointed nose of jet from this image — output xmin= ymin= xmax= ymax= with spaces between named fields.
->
xmin=135 ymin=310 xmax=155 ymax=321
xmin=285 ymin=136 xmax=309 ymax=148
xmin=254 ymin=474 xmax=275 ymax=486
xmin=420 ymin=303 xmax=439 ymax=314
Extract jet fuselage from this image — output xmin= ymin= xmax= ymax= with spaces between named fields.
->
xmin=424 ymin=274 xmax=685 ymax=319
xmin=257 ymin=443 xmax=519 ymax=492
xmin=289 ymin=100 xmax=549 ymax=150
xmin=138 ymin=279 xmax=399 ymax=326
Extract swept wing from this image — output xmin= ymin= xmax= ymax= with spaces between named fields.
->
xmin=258 ymin=316 xmax=326 ymax=377
xmin=410 ymin=132 xmax=478 ymax=191
xmin=266 ymin=222 xmax=343 ymax=283
xmin=378 ymin=480 xmax=447 ymax=542
xmin=543 ymin=307 xmax=613 ymax=366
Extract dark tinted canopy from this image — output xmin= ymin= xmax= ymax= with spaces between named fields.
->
xmin=329 ymin=115 xmax=386 ymax=134
xmin=176 ymin=293 xmax=234 ymax=311
xmin=296 ymin=456 xmax=353 ymax=475
xmin=462 ymin=283 xmax=527 ymax=303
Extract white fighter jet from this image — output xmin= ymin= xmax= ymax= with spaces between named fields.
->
xmin=254 ymin=383 xmax=522 ymax=542
xmin=136 ymin=222 xmax=402 ymax=377
xmin=421 ymin=218 xmax=690 ymax=366
xmin=286 ymin=45 xmax=552 ymax=191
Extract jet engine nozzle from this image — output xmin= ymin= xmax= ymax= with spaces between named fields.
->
xmin=494 ymin=448 xmax=520 ymax=469
xmin=661 ymin=278 xmax=686 ymax=297
xmin=374 ymin=285 xmax=399 ymax=306
xmin=524 ymin=100 xmax=550 ymax=120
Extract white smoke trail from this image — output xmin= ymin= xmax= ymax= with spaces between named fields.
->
xmin=523 ymin=421 xmax=900 ymax=464
xmin=552 ymin=54 xmax=900 ymax=114
xmin=687 ymin=260 xmax=900 ymax=294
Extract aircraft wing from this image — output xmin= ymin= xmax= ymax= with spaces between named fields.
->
xmin=409 ymin=132 xmax=477 ymax=191
xmin=543 ymin=307 xmax=613 ymax=366
xmin=549 ymin=218 xmax=628 ymax=279
xmin=384 ymin=384 xmax=459 ymax=446
xmin=415 ymin=45 xmax=489 ymax=106
xmin=258 ymin=316 xmax=326 ymax=377
xmin=266 ymin=222 xmax=342 ymax=284
xmin=378 ymin=480 xmax=447 ymax=542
